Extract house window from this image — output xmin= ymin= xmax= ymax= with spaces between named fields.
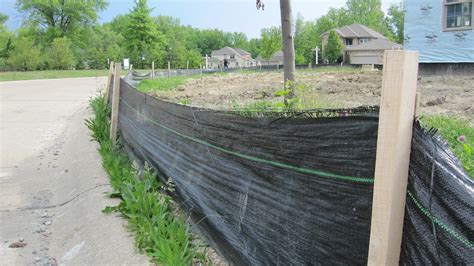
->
xmin=230 ymin=55 xmax=235 ymax=59
xmin=345 ymin=39 xmax=353 ymax=46
xmin=444 ymin=0 xmax=473 ymax=31
xmin=359 ymin=38 xmax=369 ymax=44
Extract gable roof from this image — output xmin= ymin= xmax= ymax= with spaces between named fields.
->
xmin=323 ymin=23 xmax=387 ymax=39
xmin=256 ymin=50 xmax=284 ymax=61
xmin=211 ymin=46 xmax=252 ymax=57
xmin=345 ymin=38 xmax=402 ymax=51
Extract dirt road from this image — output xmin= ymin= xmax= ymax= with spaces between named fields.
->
xmin=0 ymin=78 xmax=148 ymax=265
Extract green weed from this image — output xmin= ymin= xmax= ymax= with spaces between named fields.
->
xmin=421 ymin=116 xmax=473 ymax=177
xmin=86 ymin=95 xmax=210 ymax=265
xmin=138 ymin=76 xmax=189 ymax=93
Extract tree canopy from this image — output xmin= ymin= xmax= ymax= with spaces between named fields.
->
xmin=0 ymin=0 xmax=404 ymax=71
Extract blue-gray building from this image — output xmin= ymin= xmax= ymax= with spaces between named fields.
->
xmin=405 ymin=0 xmax=474 ymax=64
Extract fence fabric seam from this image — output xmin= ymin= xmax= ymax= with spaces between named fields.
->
xmin=120 ymin=98 xmax=375 ymax=183
xmin=407 ymin=190 xmax=474 ymax=249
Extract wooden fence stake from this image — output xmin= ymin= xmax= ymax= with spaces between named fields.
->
xmin=168 ymin=61 xmax=171 ymax=78
xmin=104 ymin=61 xmax=114 ymax=102
xmin=186 ymin=60 xmax=189 ymax=71
xmin=151 ymin=61 xmax=155 ymax=79
xmin=368 ymin=50 xmax=419 ymax=265
xmin=110 ymin=62 xmax=122 ymax=142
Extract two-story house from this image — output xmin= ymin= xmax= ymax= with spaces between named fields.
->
xmin=208 ymin=47 xmax=257 ymax=69
xmin=404 ymin=0 xmax=474 ymax=74
xmin=321 ymin=23 xmax=401 ymax=65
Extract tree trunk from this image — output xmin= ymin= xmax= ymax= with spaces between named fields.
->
xmin=280 ymin=0 xmax=296 ymax=97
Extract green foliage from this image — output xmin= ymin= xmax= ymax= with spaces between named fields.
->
xmin=386 ymin=3 xmax=405 ymax=44
xmin=138 ymin=76 xmax=189 ymax=93
xmin=82 ymin=25 xmax=125 ymax=69
xmin=124 ymin=0 xmax=165 ymax=68
xmin=47 ymin=37 xmax=76 ymax=70
xmin=86 ymin=95 xmax=210 ymax=264
xmin=260 ymin=27 xmax=282 ymax=62
xmin=16 ymin=0 xmax=107 ymax=40
xmin=325 ymin=30 xmax=343 ymax=63
xmin=421 ymin=116 xmax=473 ymax=177
xmin=7 ymin=37 xmax=41 ymax=71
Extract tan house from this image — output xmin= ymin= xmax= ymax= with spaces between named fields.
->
xmin=209 ymin=47 xmax=257 ymax=69
xmin=256 ymin=51 xmax=284 ymax=66
xmin=321 ymin=23 xmax=402 ymax=65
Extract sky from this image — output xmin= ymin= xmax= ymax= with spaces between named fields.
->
xmin=3 ymin=0 xmax=400 ymax=39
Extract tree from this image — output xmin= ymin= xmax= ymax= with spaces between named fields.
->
xmin=386 ymin=3 xmax=405 ymax=44
xmin=16 ymin=0 xmax=107 ymax=40
xmin=279 ymin=0 xmax=296 ymax=93
xmin=345 ymin=0 xmax=393 ymax=39
xmin=325 ymin=30 xmax=343 ymax=63
xmin=260 ymin=27 xmax=282 ymax=63
xmin=0 ymin=13 xmax=13 ymax=70
xmin=47 ymin=37 xmax=76 ymax=69
xmin=124 ymin=0 xmax=165 ymax=68
xmin=8 ymin=37 xmax=41 ymax=71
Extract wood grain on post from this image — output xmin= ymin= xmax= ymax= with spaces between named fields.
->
xmin=110 ymin=62 xmax=122 ymax=142
xmin=368 ymin=50 xmax=419 ymax=265
xmin=104 ymin=61 xmax=114 ymax=102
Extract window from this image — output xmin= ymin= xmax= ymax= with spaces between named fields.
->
xmin=230 ymin=55 xmax=235 ymax=59
xmin=359 ymin=38 xmax=369 ymax=44
xmin=345 ymin=39 xmax=353 ymax=46
xmin=444 ymin=0 xmax=473 ymax=31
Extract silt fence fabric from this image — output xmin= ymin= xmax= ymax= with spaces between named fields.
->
xmin=109 ymin=78 xmax=473 ymax=264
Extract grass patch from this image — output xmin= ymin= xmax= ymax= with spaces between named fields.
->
xmin=138 ymin=76 xmax=189 ymax=93
xmin=85 ymin=95 xmax=211 ymax=265
xmin=0 ymin=69 xmax=133 ymax=81
xmin=421 ymin=116 xmax=473 ymax=177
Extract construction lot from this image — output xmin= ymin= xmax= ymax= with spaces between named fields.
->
xmin=155 ymin=68 xmax=474 ymax=124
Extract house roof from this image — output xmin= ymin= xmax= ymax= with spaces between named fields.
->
xmin=256 ymin=50 xmax=284 ymax=61
xmin=211 ymin=46 xmax=252 ymax=57
xmin=345 ymin=38 xmax=403 ymax=51
xmin=323 ymin=23 xmax=387 ymax=39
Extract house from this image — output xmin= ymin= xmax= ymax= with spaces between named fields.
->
xmin=404 ymin=0 xmax=474 ymax=73
xmin=321 ymin=23 xmax=401 ymax=65
xmin=256 ymin=51 xmax=284 ymax=66
xmin=208 ymin=47 xmax=257 ymax=69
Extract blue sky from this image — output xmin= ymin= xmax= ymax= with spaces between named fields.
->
xmin=3 ymin=0 xmax=400 ymax=38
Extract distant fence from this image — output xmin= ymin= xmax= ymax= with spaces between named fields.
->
xmin=106 ymin=53 xmax=473 ymax=264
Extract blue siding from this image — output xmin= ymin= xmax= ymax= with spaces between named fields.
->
xmin=405 ymin=0 xmax=474 ymax=63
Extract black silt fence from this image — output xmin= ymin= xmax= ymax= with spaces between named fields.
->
xmin=109 ymin=78 xmax=473 ymax=265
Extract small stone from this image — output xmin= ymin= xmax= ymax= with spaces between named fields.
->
xmin=35 ymin=257 xmax=42 ymax=262
xmin=44 ymin=220 xmax=52 ymax=226
xmin=41 ymin=212 xmax=48 ymax=218
xmin=32 ymin=250 xmax=37 ymax=255
xmin=18 ymin=237 xmax=24 ymax=243
xmin=9 ymin=242 xmax=27 ymax=248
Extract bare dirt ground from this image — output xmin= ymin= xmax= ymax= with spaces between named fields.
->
xmin=157 ymin=69 xmax=474 ymax=124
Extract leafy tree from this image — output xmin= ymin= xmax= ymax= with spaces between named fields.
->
xmin=16 ymin=0 xmax=107 ymax=40
xmin=260 ymin=27 xmax=282 ymax=63
xmin=345 ymin=0 xmax=393 ymax=39
xmin=0 ymin=13 xmax=13 ymax=69
xmin=247 ymin=38 xmax=262 ymax=59
xmin=386 ymin=3 xmax=405 ymax=44
xmin=82 ymin=25 xmax=125 ymax=69
xmin=124 ymin=0 xmax=165 ymax=68
xmin=195 ymin=29 xmax=232 ymax=57
xmin=47 ymin=37 xmax=76 ymax=69
xmin=8 ymin=37 xmax=41 ymax=71
xmin=324 ymin=30 xmax=342 ymax=63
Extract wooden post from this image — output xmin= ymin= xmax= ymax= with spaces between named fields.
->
xmin=186 ymin=60 xmax=189 ymax=71
xmin=168 ymin=61 xmax=171 ymax=78
xmin=368 ymin=50 xmax=419 ymax=265
xmin=200 ymin=64 xmax=203 ymax=74
xmin=151 ymin=61 xmax=155 ymax=79
xmin=110 ymin=62 xmax=122 ymax=142
xmin=104 ymin=61 xmax=114 ymax=102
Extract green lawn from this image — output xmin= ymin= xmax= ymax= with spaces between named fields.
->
xmin=0 ymin=69 xmax=132 ymax=82
xmin=421 ymin=116 xmax=473 ymax=177
xmin=137 ymin=76 xmax=190 ymax=93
